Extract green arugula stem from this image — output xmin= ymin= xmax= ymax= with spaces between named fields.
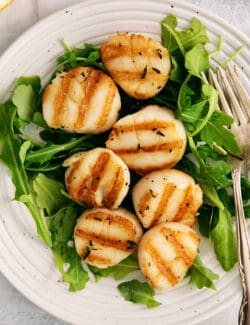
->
xmin=212 ymin=142 xmax=227 ymax=155
xmin=55 ymin=57 xmax=88 ymax=72
xmin=190 ymin=73 xmax=217 ymax=137
xmin=209 ymin=35 xmax=224 ymax=58
xmin=190 ymin=95 xmax=216 ymax=137
xmin=221 ymin=46 xmax=244 ymax=68
xmin=187 ymin=134 xmax=204 ymax=167
xmin=25 ymin=200 xmax=52 ymax=246
xmin=61 ymin=38 xmax=72 ymax=52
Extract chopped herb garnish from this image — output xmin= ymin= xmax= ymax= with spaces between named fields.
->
xmin=141 ymin=65 xmax=148 ymax=79
xmin=82 ymin=246 xmax=91 ymax=259
xmin=157 ymin=48 xmax=163 ymax=59
xmin=156 ymin=130 xmax=165 ymax=137
xmin=152 ymin=67 xmax=161 ymax=74
xmin=149 ymin=189 xmax=157 ymax=198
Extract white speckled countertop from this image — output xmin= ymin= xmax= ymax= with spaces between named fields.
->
xmin=0 ymin=0 xmax=249 ymax=324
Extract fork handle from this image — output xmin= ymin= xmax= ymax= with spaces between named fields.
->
xmin=232 ymin=168 xmax=250 ymax=325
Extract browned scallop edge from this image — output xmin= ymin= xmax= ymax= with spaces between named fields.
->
xmin=101 ymin=36 xmax=169 ymax=81
xmin=129 ymin=162 xmax=180 ymax=176
xmin=44 ymin=67 xmax=116 ymax=130
xmin=136 ymin=191 xmax=152 ymax=221
xmin=108 ymin=121 xmax=184 ymax=154
xmin=75 ymin=211 xmax=138 ymax=256
xmin=105 ymin=166 xmax=125 ymax=209
xmin=87 ymin=254 xmax=112 ymax=265
xmin=151 ymin=183 xmax=176 ymax=226
xmin=50 ymin=71 xmax=72 ymax=127
xmin=110 ymin=121 xmax=176 ymax=135
xmin=116 ymin=140 xmax=184 ymax=154
xmin=96 ymin=76 xmax=118 ymax=127
xmin=87 ymin=152 xmax=110 ymax=204
xmin=144 ymin=241 xmax=179 ymax=287
xmin=65 ymin=159 xmax=85 ymax=200
xmin=173 ymin=185 xmax=197 ymax=225
xmin=65 ymin=152 xmax=110 ymax=204
xmin=161 ymin=227 xmax=198 ymax=267
xmin=74 ymin=68 xmax=103 ymax=128
xmin=108 ymin=70 xmax=167 ymax=83
xmin=101 ymin=41 xmax=168 ymax=62
xmin=144 ymin=227 xmax=198 ymax=287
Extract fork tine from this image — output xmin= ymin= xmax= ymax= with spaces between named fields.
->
xmin=208 ymin=68 xmax=234 ymax=119
xmin=216 ymin=66 xmax=247 ymax=126
xmin=225 ymin=64 xmax=250 ymax=121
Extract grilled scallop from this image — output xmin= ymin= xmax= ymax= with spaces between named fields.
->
xmin=42 ymin=67 xmax=121 ymax=134
xmin=106 ymin=105 xmax=186 ymax=174
xmin=101 ymin=33 xmax=171 ymax=99
xmin=63 ymin=148 xmax=130 ymax=210
xmin=74 ymin=207 xmax=143 ymax=268
xmin=132 ymin=169 xmax=203 ymax=228
xmin=138 ymin=222 xmax=199 ymax=290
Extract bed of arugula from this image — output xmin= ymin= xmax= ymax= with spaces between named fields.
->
xmin=0 ymin=14 xmax=249 ymax=308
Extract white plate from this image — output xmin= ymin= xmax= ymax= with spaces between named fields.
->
xmin=0 ymin=0 xmax=249 ymax=324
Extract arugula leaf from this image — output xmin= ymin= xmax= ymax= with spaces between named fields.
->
xmin=33 ymin=111 xmax=48 ymax=128
xmin=177 ymin=76 xmax=218 ymax=136
xmin=118 ymin=280 xmax=161 ymax=308
xmin=188 ymin=256 xmax=219 ymax=289
xmin=202 ymin=161 xmax=232 ymax=189
xmin=19 ymin=140 xmax=32 ymax=164
xmin=184 ymin=138 xmax=232 ymax=191
xmin=169 ymin=53 xmax=185 ymax=83
xmin=53 ymin=243 xmax=89 ymax=292
xmin=12 ymin=84 xmax=37 ymax=122
xmin=25 ymin=135 xmax=94 ymax=166
xmin=15 ymin=75 xmax=41 ymax=98
xmin=210 ymin=207 xmax=237 ymax=271
xmin=200 ymin=110 xmax=242 ymax=157
xmin=55 ymin=41 xmax=105 ymax=74
xmin=88 ymin=255 xmax=140 ymax=281
xmin=185 ymin=44 xmax=209 ymax=77
xmin=161 ymin=15 xmax=209 ymax=55
xmin=0 ymin=103 xmax=51 ymax=246
xmin=178 ymin=81 xmax=208 ymax=133
xmin=48 ymin=206 xmax=77 ymax=246
xmin=199 ymin=183 xmax=225 ymax=210
xmin=12 ymin=75 xmax=41 ymax=123
xmin=241 ymin=176 xmax=250 ymax=203
xmin=49 ymin=207 xmax=89 ymax=291
xmin=244 ymin=206 xmax=250 ymax=219
xmin=179 ymin=17 xmax=210 ymax=50
xmin=241 ymin=176 xmax=250 ymax=218
xmin=197 ymin=143 xmax=228 ymax=161
xmin=33 ymin=173 xmax=70 ymax=215
xmin=197 ymin=205 xmax=214 ymax=237
xmin=161 ymin=15 xmax=185 ymax=56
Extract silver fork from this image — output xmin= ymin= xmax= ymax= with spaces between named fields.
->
xmin=208 ymin=65 xmax=250 ymax=325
